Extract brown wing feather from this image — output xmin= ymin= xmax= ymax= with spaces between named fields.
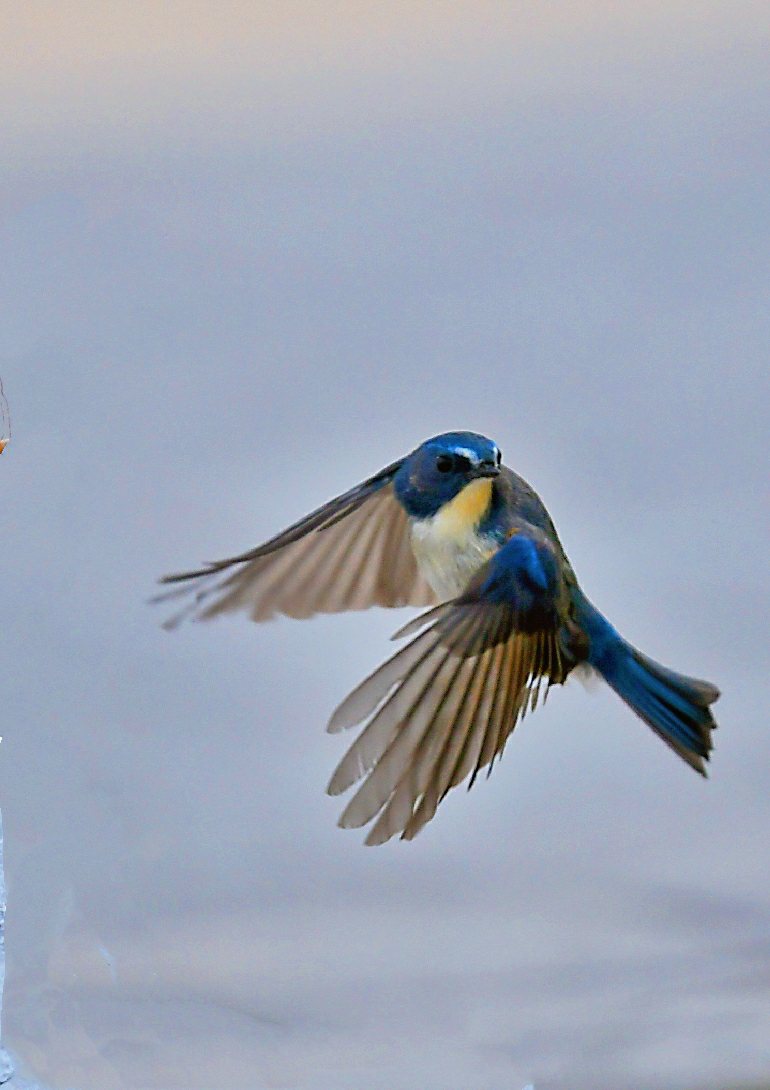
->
xmin=157 ymin=482 xmax=435 ymax=626
xmin=327 ymin=598 xmax=564 ymax=845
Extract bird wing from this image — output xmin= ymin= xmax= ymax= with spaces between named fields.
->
xmin=156 ymin=460 xmax=436 ymax=626
xmin=326 ymin=531 xmax=568 ymax=845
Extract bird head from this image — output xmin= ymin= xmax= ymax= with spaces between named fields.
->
xmin=394 ymin=431 xmax=501 ymax=519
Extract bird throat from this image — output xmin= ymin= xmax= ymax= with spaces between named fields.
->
xmin=410 ymin=478 xmax=496 ymax=599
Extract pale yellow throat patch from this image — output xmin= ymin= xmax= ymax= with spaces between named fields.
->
xmin=410 ymin=477 xmax=496 ymax=600
xmin=431 ymin=477 xmax=493 ymax=537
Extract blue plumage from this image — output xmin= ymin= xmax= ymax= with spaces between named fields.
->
xmin=574 ymin=590 xmax=717 ymax=772
xmin=461 ymin=531 xmax=562 ymax=633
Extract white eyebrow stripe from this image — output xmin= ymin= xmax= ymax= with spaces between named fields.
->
xmin=452 ymin=446 xmax=482 ymax=463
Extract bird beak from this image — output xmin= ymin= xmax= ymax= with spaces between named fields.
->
xmin=472 ymin=461 xmax=499 ymax=479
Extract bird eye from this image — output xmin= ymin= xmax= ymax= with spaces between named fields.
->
xmin=453 ymin=454 xmax=471 ymax=473
xmin=496 ymin=449 xmax=502 ymax=465
xmin=435 ymin=454 xmax=454 ymax=473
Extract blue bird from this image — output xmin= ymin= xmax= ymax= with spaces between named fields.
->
xmin=159 ymin=431 xmax=719 ymax=845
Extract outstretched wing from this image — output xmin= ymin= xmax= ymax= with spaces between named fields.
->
xmin=326 ymin=532 xmax=569 ymax=845
xmin=156 ymin=460 xmax=436 ymax=626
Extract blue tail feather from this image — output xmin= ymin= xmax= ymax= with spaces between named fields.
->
xmin=572 ymin=592 xmax=719 ymax=773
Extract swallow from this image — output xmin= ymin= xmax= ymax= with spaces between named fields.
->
xmin=158 ymin=431 xmax=719 ymax=845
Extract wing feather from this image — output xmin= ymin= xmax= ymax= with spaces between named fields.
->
xmin=328 ymin=588 xmax=564 ymax=844
xmin=471 ymin=635 xmax=516 ymax=786
xmin=332 ymin=614 xmax=476 ymax=811
xmin=363 ymin=625 xmax=483 ymax=845
xmin=327 ymin=622 xmax=459 ymax=795
xmin=401 ymin=644 xmax=495 ymax=840
xmin=157 ymin=477 xmax=435 ymax=626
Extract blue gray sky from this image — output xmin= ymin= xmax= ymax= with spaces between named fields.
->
xmin=2 ymin=4 xmax=769 ymax=1088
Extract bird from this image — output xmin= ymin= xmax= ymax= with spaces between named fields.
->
xmin=158 ymin=430 xmax=719 ymax=845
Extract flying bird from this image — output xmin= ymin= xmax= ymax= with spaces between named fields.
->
xmin=159 ymin=431 xmax=719 ymax=845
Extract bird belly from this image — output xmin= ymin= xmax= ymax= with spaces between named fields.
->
xmin=410 ymin=519 xmax=497 ymax=600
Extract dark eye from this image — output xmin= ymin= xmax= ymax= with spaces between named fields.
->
xmin=496 ymin=449 xmax=502 ymax=465
xmin=453 ymin=454 xmax=471 ymax=473
xmin=435 ymin=454 xmax=454 ymax=473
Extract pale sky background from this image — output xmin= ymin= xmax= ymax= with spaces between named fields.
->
xmin=1 ymin=3 xmax=769 ymax=1089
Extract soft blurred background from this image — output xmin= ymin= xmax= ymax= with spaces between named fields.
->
xmin=1 ymin=3 xmax=769 ymax=1088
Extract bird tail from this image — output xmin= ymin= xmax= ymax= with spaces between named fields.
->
xmin=573 ymin=593 xmax=719 ymax=773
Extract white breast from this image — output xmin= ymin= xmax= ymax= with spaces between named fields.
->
xmin=410 ymin=516 xmax=496 ymax=600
